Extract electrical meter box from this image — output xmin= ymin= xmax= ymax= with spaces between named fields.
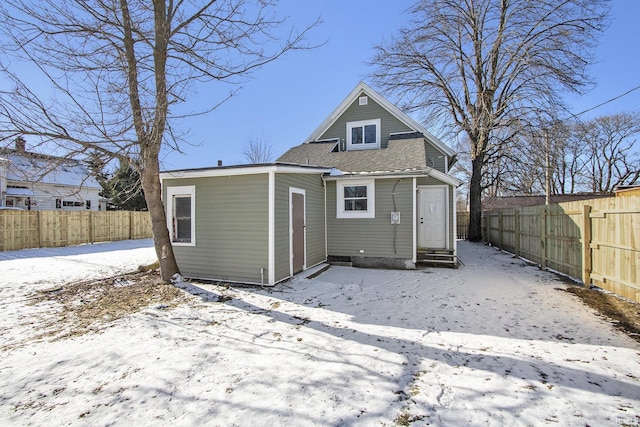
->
xmin=390 ymin=211 xmax=400 ymax=224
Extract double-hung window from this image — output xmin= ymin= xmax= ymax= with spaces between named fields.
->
xmin=336 ymin=180 xmax=375 ymax=219
xmin=166 ymin=185 xmax=196 ymax=246
xmin=344 ymin=185 xmax=368 ymax=211
xmin=347 ymin=119 xmax=381 ymax=150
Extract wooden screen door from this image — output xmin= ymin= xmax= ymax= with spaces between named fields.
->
xmin=291 ymin=191 xmax=305 ymax=274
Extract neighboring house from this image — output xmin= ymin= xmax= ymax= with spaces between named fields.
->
xmin=160 ymin=82 xmax=462 ymax=286
xmin=0 ymin=138 xmax=101 ymax=210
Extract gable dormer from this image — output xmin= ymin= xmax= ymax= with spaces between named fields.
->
xmin=279 ymin=82 xmax=457 ymax=174
xmin=321 ymin=94 xmax=411 ymax=151
xmin=308 ymin=87 xmax=413 ymax=151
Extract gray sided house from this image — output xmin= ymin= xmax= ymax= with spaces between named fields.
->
xmin=160 ymin=82 xmax=462 ymax=285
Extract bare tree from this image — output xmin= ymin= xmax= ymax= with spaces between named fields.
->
xmin=454 ymin=127 xmax=541 ymax=200
xmin=0 ymin=0 xmax=317 ymax=281
xmin=466 ymin=113 xmax=640 ymax=197
xmin=577 ymin=113 xmax=640 ymax=192
xmin=242 ymin=134 xmax=274 ymax=164
xmin=511 ymin=122 xmax=580 ymax=196
xmin=370 ymin=0 xmax=608 ymax=241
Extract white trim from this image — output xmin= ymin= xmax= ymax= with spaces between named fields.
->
xmin=453 ymin=185 xmax=458 ymax=257
xmin=304 ymin=81 xmax=455 ymax=158
xmin=324 ymin=180 xmax=328 ymax=260
xmin=166 ymin=185 xmax=196 ymax=247
xmin=289 ymin=187 xmax=307 ymax=276
xmin=268 ymin=171 xmax=275 ymax=284
xmin=160 ymin=164 xmax=332 ymax=181
xmin=417 ymin=185 xmax=450 ymax=250
xmin=322 ymin=168 xmax=462 ymax=187
xmin=412 ymin=177 xmax=417 ymax=263
xmin=336 ymin=179 xmax=375 ymax=219
xmin=346 ymin=118 xmax=381 ymax=150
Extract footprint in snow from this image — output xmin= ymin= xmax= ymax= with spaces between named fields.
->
xmin=443 ymin=352 xmax=458 ymax=366
xmin=437 ymin=386 xmax=455 ymax=407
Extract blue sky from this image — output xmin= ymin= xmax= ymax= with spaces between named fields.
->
xmin=164 ymin=0 xmax=640 ymax=171
xmin=6 ymin=1 xmax=638 ymax=170
xmin=164 ymin=0 xmax=415 ymax=170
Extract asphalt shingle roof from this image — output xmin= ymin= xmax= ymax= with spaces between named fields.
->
xmin=277 ymin=137 xmax=430 ymax=174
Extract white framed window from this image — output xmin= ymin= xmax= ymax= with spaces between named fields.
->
xmin=346 ymin=119 xmax=381 ymax=150
xmin=336 ymin=180 xmax=375 ymax=219
xmin=166 ymin=185 xmax=196 ymax=246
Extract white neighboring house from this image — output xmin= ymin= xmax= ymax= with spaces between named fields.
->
xmin=0 ymin=139 xmax=101 ymax=211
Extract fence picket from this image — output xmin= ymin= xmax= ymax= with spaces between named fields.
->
xmin=0 ymin=210 xmax=152 ymax=252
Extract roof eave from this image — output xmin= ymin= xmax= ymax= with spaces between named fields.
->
xmin=160 ymin=162 xmax=333 ymax=180
xmin=323 ymin=167 xmax=463 ymax=186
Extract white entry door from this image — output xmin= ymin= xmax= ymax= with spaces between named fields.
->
xmin=418 ymin=186 xmax=448 ymax=249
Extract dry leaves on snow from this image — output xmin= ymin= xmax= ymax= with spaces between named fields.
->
xmin=32 ymin=270 xmax=186 ymax=340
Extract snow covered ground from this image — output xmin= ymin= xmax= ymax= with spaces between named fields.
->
xmin=0 ymin=239 xmax=639 ymax=426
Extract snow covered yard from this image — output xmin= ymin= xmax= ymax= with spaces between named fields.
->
xmin=0 ymin=240 xmax=639 ymax=426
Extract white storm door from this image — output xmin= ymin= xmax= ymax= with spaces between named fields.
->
xmin=418 ymin=186 xmax=448 ymax=249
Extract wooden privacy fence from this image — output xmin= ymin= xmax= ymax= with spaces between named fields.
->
xmin=457 ymin=211 xmax=470 ymax=240
xmin=481 ymin=195 xmax=640 ymax=303
xmin=0 ymin=210 xmax=153 ymax=252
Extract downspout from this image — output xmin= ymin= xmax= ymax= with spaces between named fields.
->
xmin=268 ymin=171 xmax=275 ymax=285
xmin=322 ymin=176 xmax=327 ymax=261
xmin=453 ymin=184 xmax=458 ymax=260
xmin=412 ymin=177 xmax=417 ymax=264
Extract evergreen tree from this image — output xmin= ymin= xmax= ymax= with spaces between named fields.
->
xmin=103 ymin=161 xmax=147 ymax=211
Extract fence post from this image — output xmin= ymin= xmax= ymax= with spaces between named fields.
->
xmin=582 ymin=204 xmax=592 ymax=287
xmin=540 ymin=207 xmax=547 ymax=270
xmin=129 ymin=211 xmax=134 ymax=240
xmin=514 ymin=210 xmax=520 ymax=257
xmin=36 ymin=210 xmax=42 ymax=248
xmin=498 ymin=211 xmax=504 ymax=249
xmin=89 ymin=211 xmax=95 ymax=244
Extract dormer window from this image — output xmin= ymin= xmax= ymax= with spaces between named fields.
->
xmin=347 ymin=119 xmax=380 ymax=150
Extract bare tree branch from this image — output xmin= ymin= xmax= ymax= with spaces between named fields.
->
xmin=242 ymin=133 xmax=274 ymax=164
xmin=369 ymin=0 xmax=609 ymax=240
xmin=0 ymin=0 xmax=319 ymax=281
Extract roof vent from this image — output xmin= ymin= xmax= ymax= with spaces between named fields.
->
xmin=359 ymin=96 xmax=368 ymax=106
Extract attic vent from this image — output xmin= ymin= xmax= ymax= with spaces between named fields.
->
xmin=358 ymin=96 xmax=368 ymax=106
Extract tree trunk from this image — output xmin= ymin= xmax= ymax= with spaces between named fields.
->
xmin=468 ymin=155 xmax=484 ymax=242
xmin=140 ymin=151 xmax=179 ymax=282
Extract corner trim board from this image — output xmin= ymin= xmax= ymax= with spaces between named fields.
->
xmin=268 ymin=171 xmax=275 ymax=284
